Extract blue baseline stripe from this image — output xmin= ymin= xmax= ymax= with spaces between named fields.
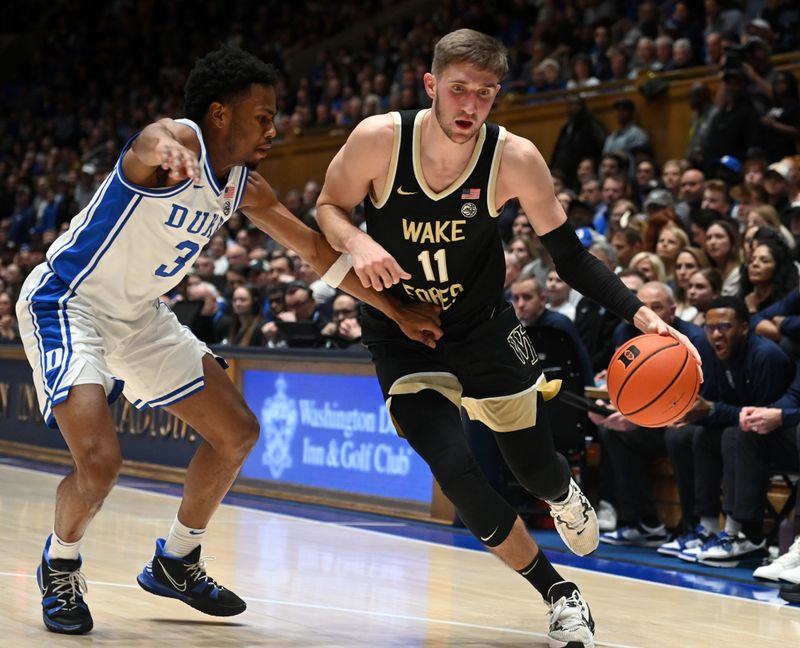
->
xmin=47 ymin=173 xmax=115 ymax=264
xmin=144 ymin=376 xmax=204 ymax=409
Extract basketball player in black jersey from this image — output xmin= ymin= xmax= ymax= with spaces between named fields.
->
xmin=317 ymin=29 xmax=700 ymax=647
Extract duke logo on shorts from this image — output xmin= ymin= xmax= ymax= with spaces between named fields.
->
xmin=17 ymin=119 xmax=247 ymax=427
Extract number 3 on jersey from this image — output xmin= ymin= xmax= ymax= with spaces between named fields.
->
xmin=417 ymin=249 xmax=449 ymax=283
xmin=155 ymin=240 xmax=200 ymax=278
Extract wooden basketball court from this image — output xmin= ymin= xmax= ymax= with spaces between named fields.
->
xmin=1 ymin=462 xmax=797 ymax=647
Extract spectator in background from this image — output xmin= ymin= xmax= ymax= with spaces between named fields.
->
xmin=760 ymin=71 xmax=800 ymax=163
xmin=630 ymin=37 xmax=658 ymax=74
xmin=602 ymin=99 xmax=650 ymax=165
xmin=704 ymin=220 xmax=742 ymax=296
xmin=7 ymin=185 xmax=35 ymax=248
xmin=704 ymin=68 xmax=760 ymax=166
xmin=322 ymin=293 xmax=363 ymax=349
xmin=687 ymin=267 xmax=723 ymax=326
xmin=672 ymin=38 xmax=695 ymax=70
xmin=550 ymin=94 xmax=607 ymax=187
xmin=673 ymin=247 xmax=711 ymax=322
xmin=186 ymin=281 xmax=230 ymax=344
xmin=611 ymin=227 xmax=644 ymax=271
xmin=686 ymin=83 xmax=717 ymax=162
xmin=662 ymin=159 xmax=687 ymax=202
xmin=677 ymin=167 xmax=707 ymax=225
xmin=739 ymin=233 xmax=797 ymax=315
xmin=701 ymin=179 xmax=733 ymax=218
xmin=510 ymin=273 xmax=594 ymax=386
xmin=654 ymin=35 xmax=674 ymax=71
xmin=599 ymin=152 xmax=627 ymax=180
xmin=629 ymin=251 xmax=667 ymax=284
xmin=656 ymin=222 xmax=690 ymax=284
xmin=224 ymin=284 xmax=267 ymax=347
xmin=566 ymin=54 xmax=600 ymax=90
xmin=0 ymin=291 xmax=19 ymax=343
xmin=593 ymin=174 xmax=628 ymax=236
xmin=262 ymin=280 xmax=330 ymax=348
xmin=705 ymin=31 xmax=724 ymax=65
xmin=545 ymin=267 xmax=576 ymax=321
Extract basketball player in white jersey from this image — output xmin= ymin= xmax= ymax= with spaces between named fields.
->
xmin=17 ymin=48 xmax=441 ymax=635
xmin=316 ymin=29 xmax=701 ymax=647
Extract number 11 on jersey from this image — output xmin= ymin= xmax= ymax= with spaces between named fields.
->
xmin=417 ymin=249 xmax=449 ymax=283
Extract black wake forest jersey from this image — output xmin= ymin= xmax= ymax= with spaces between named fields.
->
xmin=364 ymin=109 xmax=507 ymax=336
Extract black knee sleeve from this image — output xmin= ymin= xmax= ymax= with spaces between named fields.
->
xmin=390 ymin=390 xmax=517 ymax=547
xmin=438 ymin=461 xmax=517 ymax=547
xmin=493 ymin=418 xmax=571 ymax=502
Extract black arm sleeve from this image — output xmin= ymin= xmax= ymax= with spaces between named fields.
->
xmin=540 ymin=221 xmax=644 ymax=323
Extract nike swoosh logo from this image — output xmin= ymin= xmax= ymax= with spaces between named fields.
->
xmin=480 ymin=526 xmax=499 ymax=542
xmin=396 ymin=186 xmax=418 ymax=196
xmin=188 ymin=530 xmax=204 ymax=535
xmin=158 ymin=559 xmax=187 ymax=592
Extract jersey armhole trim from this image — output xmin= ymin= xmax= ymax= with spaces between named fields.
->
xmin=370 ymin=112 xmax=402 ymax=209
xmin=115 ymin=134 xmax=192 ymax=198
xmin=487 ymin=126 xmax=507 ymax=218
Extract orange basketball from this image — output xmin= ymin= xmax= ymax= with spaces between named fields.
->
xmin=606 ymin=334 xmax=701 ymax=428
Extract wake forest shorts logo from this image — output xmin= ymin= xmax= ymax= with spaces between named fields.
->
xmin=460 ymin=202 xmax=477 ymax=218
xmin=507 ymin=324 xmax=538 ymax=365
xmin=618 ymin=344 xmax=640 ymax=368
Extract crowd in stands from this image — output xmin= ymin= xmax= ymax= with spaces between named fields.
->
xmin=1 ymin=0 xmax=800 ymax=595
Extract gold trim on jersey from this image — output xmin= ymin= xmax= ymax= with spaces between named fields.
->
xmin=384 ymin=371 xmax=561 ymax=434
xmin=412 ymin=109 xmax=486 ymax=201
xmin=486 ymin=126 xmax=507 ymax=218
xmin=370 ymin=112 xmax=403 ymax=208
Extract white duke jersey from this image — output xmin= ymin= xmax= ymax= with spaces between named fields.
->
xmin=40 ymin=119 xmax=248 ymax=320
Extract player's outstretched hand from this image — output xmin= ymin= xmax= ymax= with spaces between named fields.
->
xmin=393 ymin=302 xmax=443 ymax=349
xmin=633 ymin=306 xmax=703 ymax=371
xmin=349 ymin=235 xmax=410 ymax=291
xmin=157 ymin=140 xmax=201 ymax=184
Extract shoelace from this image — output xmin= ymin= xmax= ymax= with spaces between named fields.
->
xmin=48 ymin=568 xmax=88 ymax=609
xmin=185 ymin=556 xmax=224 ymax=590
xmin=549 ymin=489 xmax=589 ymax=530
xmin=548 ymin=592 xmax=585 ymax=631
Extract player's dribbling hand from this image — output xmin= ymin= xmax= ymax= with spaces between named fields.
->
xmin=157 ymin=140 xmax=201 ymax=184
xmin=633 ymin=306 xmax=703 ymax=376
xmin=349 ymin=234 xmax=410 ymax=291
xmin=393 ymin=302 xmax=443 ymax=349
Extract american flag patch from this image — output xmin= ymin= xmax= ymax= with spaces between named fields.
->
xmin=224 ymin=185 xmax=236 ymax=199
xmin=461 ymin=187 xmax=480 ymax=200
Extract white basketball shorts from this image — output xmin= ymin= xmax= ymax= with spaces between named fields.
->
xmin=17 ymin=263 xmax=224 ymax=428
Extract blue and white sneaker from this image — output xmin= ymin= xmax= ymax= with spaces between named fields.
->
xmin=137 ymin=538 xmax=246 ymax=616
xmin=678 ymin=531 xmax=722 ymax=563
xmin=695 ymin=532 xmax=767 ymax=568
xmin=37 ymin=535 xmax=93 ymax=634
xmin=599 ymin=523 xmax=668 ymax=547
xmin=657 ymin=525 xmax=714 ymax=557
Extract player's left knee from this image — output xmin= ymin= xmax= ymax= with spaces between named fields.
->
xmin=513 ymin=452 xmax=570 ymax=501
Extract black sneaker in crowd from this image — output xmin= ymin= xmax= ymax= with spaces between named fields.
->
xmin=136 ymin=538 xmax=246 ymax=616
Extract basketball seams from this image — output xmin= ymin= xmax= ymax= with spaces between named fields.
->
xmin=620 ymin=345 xmax=689 ymax=417
xmin=609 ymin=339 xmax=680 ymax=407
xmin=645 ymin=360 xmax=700 ymax=427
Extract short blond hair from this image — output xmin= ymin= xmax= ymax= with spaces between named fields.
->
xmin=432 ymin=29 xmax=508 ymax=80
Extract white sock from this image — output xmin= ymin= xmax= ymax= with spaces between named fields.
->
xmin=724 ymin=517 xmax=742 ymax=535
xmin=47 ymin=529 xmax=81 ymax=561
xmin=701 ymin=516 xmax=721 ymax=533
xmin=163 ymin=516 xmax=205 ymax=558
